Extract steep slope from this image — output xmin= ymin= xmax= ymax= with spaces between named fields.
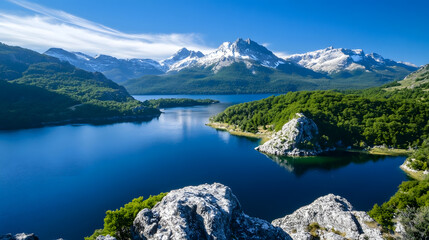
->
xmin=0 ymin=43 xmax=160 ymax=130
xmin=43 ymin=39 xmax=417 ymax=94
xmin=386 ymin=64 xmax=429 ymax=90
xmin=124 ymin=39 xmax=329 ymax=94
xmin=193 ymin=38 xmax=286 ymax=71
xmin=124 ymin=40 xmax=416 ymax=94
xmin=124 ymin=62 xmax=326 ymax=94
xmin=161 ymin=47 xmax=204 ymax=72
xmin=285 ymin=46 xmax=417 ymax=75
xmin=44 ymin=48 xmax=165 ymax=83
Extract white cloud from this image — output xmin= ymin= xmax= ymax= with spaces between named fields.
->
xmin=0 ymin=0 xmax=215 ymax=59
xmin=274 ymin=51 xmax=291 ymax=59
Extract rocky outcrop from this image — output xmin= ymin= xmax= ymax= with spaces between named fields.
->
xmin=132 ymin=183 xmax=291 ymax=240
xmin=255 ymin=113 xmax=326 ymax=156
xmin=0 ymin=233 xmax=39 ymax=240
xmin=2 ymin=185 xmax=384 ymax=240
xmin=271 ymin=194 xmax=383 ymax=240
xmin=131 ymin=183 xmax=382 ymax=240
xmin=95 ymin=235 xmax=117 ymax=240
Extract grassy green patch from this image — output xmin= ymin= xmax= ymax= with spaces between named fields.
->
xmin=368 ymin=147 xmax=412 ymax=156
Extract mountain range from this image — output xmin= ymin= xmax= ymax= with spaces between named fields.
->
xmin=45 ymin=48 xmax=165 ymax=83
xmin=45 ymin=38 xmax=418 ymax=94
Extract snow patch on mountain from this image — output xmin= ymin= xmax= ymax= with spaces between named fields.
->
xmin=285 ymin=47 xmax=369 ymax=73
xmin=45 ymin=40 xmax=418 ymax=82
xmin=44 ymin=48 xmax=165 ymax=82
xmin=284 ymin=47 xmax=411 ymax=74
xmin=193 ymin=38 xmax=286 ymax=72
xmin=161 ymin=48 xmax=204 ymax=72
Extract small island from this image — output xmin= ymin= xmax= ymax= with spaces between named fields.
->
xmin=142 ymin=98 xmax=219 ymax=108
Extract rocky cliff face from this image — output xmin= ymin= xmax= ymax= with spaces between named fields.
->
xmin=132 ymin=183 xmax=291 ymax=240
xmin=255 ymin=113 xmax=324 ymax=156
xmin=272 ymin=194 xmax=383 ymax=240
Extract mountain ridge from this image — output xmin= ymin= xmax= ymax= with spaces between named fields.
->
xmin=45 ymin=38 xmax=417 ymax=81
xmin=285 ymin=46 xmax=418 ymax=74
xmin=43 ymin=38 xmax=418 ymax=94
xmin=45 ymin=48 xmax=165 ymax=83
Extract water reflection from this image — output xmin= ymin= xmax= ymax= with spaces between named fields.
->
xmin=265 ymin=151 xmax=393 ymax=177
xmin=0 ymin=94 xmax=407 ymax=240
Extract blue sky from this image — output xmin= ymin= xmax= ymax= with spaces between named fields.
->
xmin=0 ymin=0 xmax=428 ymax=65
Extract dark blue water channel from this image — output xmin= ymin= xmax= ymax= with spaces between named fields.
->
xmin=0 ymin=94 xmax=407 ymax=239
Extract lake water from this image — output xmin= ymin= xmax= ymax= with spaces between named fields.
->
xmin=0 ymin=94 xmax=407 ymax=239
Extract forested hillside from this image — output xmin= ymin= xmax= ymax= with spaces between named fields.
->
xmin=0 ymin=43 xmax=160 ymax=130
xmin=211 ymin=82 xmax=429 ymax=149
xmin=123 ymin=61 xmax=411 ymax=94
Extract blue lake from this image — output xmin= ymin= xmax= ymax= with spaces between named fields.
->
xmin=0 ymin=94 xmax=407 ymax=239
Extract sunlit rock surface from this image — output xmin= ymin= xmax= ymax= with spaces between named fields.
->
xmin=132 ymin=183 xmax=291 ymax=240
xmin=272 ymin=194 xmax=383 ymax=240
xmin=256 ymin=113 xmax=325 ymax=156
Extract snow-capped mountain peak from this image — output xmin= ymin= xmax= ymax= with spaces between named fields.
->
xmin=161 ymin=48 xmax=204 ymax=72
xmin=284 ymin=47 xmax=398 ymax=74
xmin=195 ymin=38 xmax=285 ymax=72
xmin=44 ymin=48 xmax=165 ymax=82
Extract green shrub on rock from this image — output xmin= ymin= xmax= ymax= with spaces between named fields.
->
xmin=85 ymin=193 xmax=167 ymax=240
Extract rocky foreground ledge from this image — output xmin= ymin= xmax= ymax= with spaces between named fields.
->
xmin=4 ymin=183 xmax=383 ymax=240
xmin=132 ymin=183 xmax=290 ymax=240
xmin=118 ymin=183 xmax=382 ymax=240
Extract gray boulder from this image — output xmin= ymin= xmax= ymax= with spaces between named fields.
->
xmin=255 ymin=113 xmax=324 ymax=156
xmin=132 ymin=183 xmax=291 ymax=240
xmin=0 ymin=233 xmax=38 ymax=240
xmin=96 ymin=235 xmax=117 ymax=240
xmin=272 ymin=194 xmax=383 ymax=240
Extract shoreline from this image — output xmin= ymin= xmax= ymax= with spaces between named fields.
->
xmin=206 ymin=122 xmax=272 ymax=143
xmin=400 ymin=163 xmax=427 ymax=181
xmin=0 ymin=113 xmax=161 ymax=131
xmin=207 ymin=121 xmax=413 ymax=156
xmin=366 ymin=147 xmax=412 ymax=156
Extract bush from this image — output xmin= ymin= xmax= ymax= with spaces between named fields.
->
xmin=399 ymin=206 xmax=429 ymax=239
xmin=85 ymin=193 xmax=167 ymax=240
xmin=369 ymin=180 xmax=429 ymax=230
xmin=409 ymin=139 xmax=429 ymax=171
xmin=410 ymin=160 xmax=425 ymax=171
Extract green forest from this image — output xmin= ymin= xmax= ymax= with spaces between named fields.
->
xmin=142 ymin=98 xmax=219 ymax=108
xmin=0 ymin=43 xmax=160 ymax=129
xmin=123 ymin=61 xmax=413 ymax=95
xmin=211 ymin=82 xmax=429 ymax=149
